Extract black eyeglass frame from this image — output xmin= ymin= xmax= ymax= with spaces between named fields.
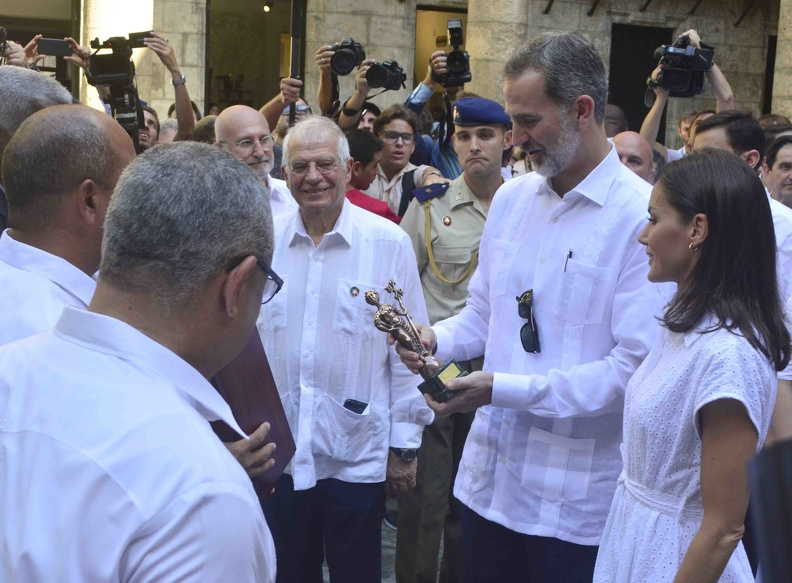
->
xmin=258 ymin=262 xmax=284 ymax=305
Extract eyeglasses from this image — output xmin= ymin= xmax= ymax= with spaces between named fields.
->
xmin=259 ymin=262 xmax=284 ymax=305
xmin=226 ymin=135 xmax=273 ymax=153
xmin=381 ymin=131 xmax=414 ymax=144
xmin=288 ymin=158 xmax=340 ymax=175
xmin=516 ymin=289 xmax=540 ymax=353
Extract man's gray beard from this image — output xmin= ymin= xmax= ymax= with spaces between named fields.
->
xmin=534 ymin=114 xmax=581 ymax=178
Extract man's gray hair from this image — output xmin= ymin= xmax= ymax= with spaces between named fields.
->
xmin=100 ymin=142 xmax=273 ymax=308
xmin=0 ymin=66 xmax=74 ymax=158
xmin=1 ymin=105 xmax=114 ymax=226
xmin=282 ymin=116 xmax=351 ymax=170
xmin=504 ymin=32 xmax=608 ymax=123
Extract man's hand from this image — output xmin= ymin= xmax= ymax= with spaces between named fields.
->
xmin=353 ymin=59 xmax=375 ymax=96
xmin=315 ymin=45 xmax=335 ymax=73
xmin=386 ymin=450 xmax=417 ymax=496
xmin=64 ymin=37 xmax=92 ymax=70
xmin=224 ymin=422 xmax=277 ymax=478
xmin=3 ymin=41 xmax=28 ymax=68
xmin=425 ymin=371 xmax=494 ymax=417
xmin=279 ymin=77 xmax=303 ymax=106
xmin=391 ymin=322 xmax=437 ymax=374
xmin=22 ymin=34 xmax=46 ymax=67
xmin=144 ymin=32 xmax=180 ymax=74
xmin=680 ymin=29 xmax=702 ymax=48
xmin=422 ymin=50 xmax=448 ymax=91
xmin=649 ymin=65 xmax=669 ymax=98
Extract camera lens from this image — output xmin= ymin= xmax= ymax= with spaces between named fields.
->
xmin=365 ymin=64 xmax=387 ymax=88
xmin=331 ymin=49 xmax=358 ymax=76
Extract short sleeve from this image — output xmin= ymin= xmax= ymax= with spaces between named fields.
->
xmin=691 ymin=334 xmax=776 ymax=448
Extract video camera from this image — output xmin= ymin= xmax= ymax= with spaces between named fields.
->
xmin=645 ymin=34 xmax=714 ymax=106
xmin=87 ymin=32 xmax=150 ymax=152
xmin=330 ymin=39 xmax=365 ymax=76
xmin=366 ymin=60 xmax=406 ymax=91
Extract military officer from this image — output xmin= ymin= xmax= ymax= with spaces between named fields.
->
xmin=396 ymin=97 xmax=512 ymax=583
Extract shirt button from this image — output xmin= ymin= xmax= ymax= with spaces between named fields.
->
xmin=551 ymin=217 xmax=559 ymax=223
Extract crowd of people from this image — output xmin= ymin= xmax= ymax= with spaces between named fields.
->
xmin=1 ymin=25 xmax=791 ymax=583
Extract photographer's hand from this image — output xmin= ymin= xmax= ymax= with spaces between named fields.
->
xmin=144 ymin=32 xmax=180 ymax=74
xmin=315 ymin=45 xmax=335 ymax=115
xmin=640 ymin=65 xmax=670 ymax=158
xmin=338 ymin=59 xmax=374 ymax=130
xmin=422 ymin=50 xmax=447 ymax=92
xmin=279 ymin=77 xmax=303 ymax=106
xmin=23 ymin=34 xmax=45 ymax=67
xmin=64 ymin=37 xmax=91 ymax=70
xmin=315 ymin=44 xmax=335 ymax=74
xmin=146 ymin=32 xmax=196 ymax=140
xmin=680 ymin=29 xmax=702 ymax=48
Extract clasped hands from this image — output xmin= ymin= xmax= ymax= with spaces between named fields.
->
xmin=390 ymin=323 xmax=493 ymax=416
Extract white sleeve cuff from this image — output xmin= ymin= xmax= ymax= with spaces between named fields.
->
xmin=390 ymin=421 xmax=426 ymax=449
xmin=433 ymin=324 xmax=454 ymax=363
xmin=490 ymin=372 xmax=534 ymax=410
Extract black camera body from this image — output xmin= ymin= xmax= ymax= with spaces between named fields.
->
xmin=647 ymin=35 xmax=714 ymax=101
xmin=88 ymin=33 xmax=151 ymax=153
xmin=433 ymin=18 xmax=471 ymax=88
xmin=366 ymin=60 xmax=406 ymax=91
xmin=330 ymin=39 xmax=365 ymax=76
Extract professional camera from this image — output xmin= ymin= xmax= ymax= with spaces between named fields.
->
xmin=87 ymin=32 xmax=150 ymax=152
xmin=366 ymin=60 xmax=406 ymax=91
xmin=330 ymin=39 xmax=365 ymax=76
xmin=645 ymin=34 xmax=714 ymax=105
xmin=442 ymin=18 xmax=471 ymax=87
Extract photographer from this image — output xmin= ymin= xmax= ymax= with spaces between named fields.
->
xmin=337 ymin=58 xmax=377 ymax=131
xmin=0 ymin=33 xmax=45 ymax=69
xmin=640 ymin=29 xmax=735 ymax=161
xmin=259 ymin=76 xmax=304 ymax=131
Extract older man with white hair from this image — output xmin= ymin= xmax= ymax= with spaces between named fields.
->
xmin=216 ymin=104 xmax=297 ymax=219
xmin=257 ymin=116 xmax=433 ymax=582
xmin=0 ymin=143 xmax=278 ymax=581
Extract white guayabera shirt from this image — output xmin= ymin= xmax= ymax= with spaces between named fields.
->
xmin=434 ymin=147 xmax=668 ymax=545
xmin=0 ymin=308 xmax=276 ymax=582
xmin=258 ymin=200 xmax=434 ymax=491
xmin=0 ymin=229 xmax=96 ymax=345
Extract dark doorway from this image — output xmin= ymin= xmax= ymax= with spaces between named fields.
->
xmin=608 ymin=23 xmax=673 ymax=141
xmin=763 ymin=35 xmax=777 ymax=114
xmin=205 ymin=0 xmax=298 ymax=116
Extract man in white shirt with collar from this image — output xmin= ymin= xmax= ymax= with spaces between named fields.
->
xmin=0 ymin=142 xmax=278 ymax=582
xmin=257 ymin=116 xmax=433 ymax=582
xmin=397 ymin=33 xmax=665 ymax=582
xmin=216 ymin=104 xmax=297 ymax=219
xmin=0 ymin=104 xmax=135 ymax=344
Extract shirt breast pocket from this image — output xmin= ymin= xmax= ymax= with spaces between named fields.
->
xmin=558 ymin=259 xmax=615 ymax=326
xmin=332 ymin=278 xmax=381 ymax=336
xmin=430 ymin=245 xmax=475 ymax=282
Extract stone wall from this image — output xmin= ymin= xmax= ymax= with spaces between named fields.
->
xmin=466 ymin=0 xmax=778 ymax=149
xmin=774 ymin=0 xmax=792 ymax=117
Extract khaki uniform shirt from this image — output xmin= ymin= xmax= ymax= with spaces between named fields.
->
xmin=400 ymin=174 xmax=488 ymax=325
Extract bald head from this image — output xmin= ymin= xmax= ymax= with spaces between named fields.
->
xmin=215 ymin=105 xmax=274 ymax=179
xmin=2 ymin=104 xmax=135 ymax=229
xmin=613 ymin=131 xmax=654 ymax=183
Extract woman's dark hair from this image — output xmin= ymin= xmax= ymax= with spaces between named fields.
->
xmin=660 ymin=148 xmax=790 ymax=370
xmin=167 ymin=100 xmax=202 ymax=121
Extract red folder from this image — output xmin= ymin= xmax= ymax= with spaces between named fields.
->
xmin=211 ymin=331 xmax=295 ymax=498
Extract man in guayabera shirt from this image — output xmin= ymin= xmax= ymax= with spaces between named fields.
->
xmin=396 ymin=33 xmax=666 ymax=582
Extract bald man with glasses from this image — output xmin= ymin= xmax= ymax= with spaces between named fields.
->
xmin=216 ymin=105 xmax=298 ymax=219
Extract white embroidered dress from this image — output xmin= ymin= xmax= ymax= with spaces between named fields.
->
xmin=593 ymin=322 xmax=776 ymax=582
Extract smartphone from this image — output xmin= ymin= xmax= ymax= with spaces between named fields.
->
xmin=128 ymin=31 xmax=153 ymax=49
xmin=343 ymin=399 xmax=368 ymax=415
xmin=37 ymin=38 xmax=73 ymax=57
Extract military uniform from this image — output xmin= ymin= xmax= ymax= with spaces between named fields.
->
xmin=395 ymin=96 xmax=510 ymax=583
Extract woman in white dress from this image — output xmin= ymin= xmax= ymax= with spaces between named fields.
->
xmin=593 ymin=149 xmax=790 ymax=583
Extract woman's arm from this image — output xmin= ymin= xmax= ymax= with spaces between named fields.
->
xmin=673 ymin=398 xmax=757 ymax=583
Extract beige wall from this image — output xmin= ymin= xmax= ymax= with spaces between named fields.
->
xmin=466 ymin=0 xmax=778 ymax=149
xmin=774 ymin=0 xmax=792 ymax=117
xmin=1 ymin=0 xmax=71 ymax=20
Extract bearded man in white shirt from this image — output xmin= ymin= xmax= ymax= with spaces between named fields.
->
xmin=0 ymin=104 xmax=135 ymax=344
xmin=396 ymin=33 xmax=665 ymax=582
xmin=216 ymin=104 xmax=298 ymax=219
xmin=257 ymin=116 xmax=433 ymax=583
xmin=0 ymin=142 xmax=279 ymax=582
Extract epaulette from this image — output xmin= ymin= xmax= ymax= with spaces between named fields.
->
xmin=414 ymin=182 xmax=450 ymax=203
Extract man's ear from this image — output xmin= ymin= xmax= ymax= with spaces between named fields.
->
xmin=503 ymin=129 xmax=513 ymax=150
xmin=741 ymin=149 xmax=761 ymax=172
xmin=574 ymin=95 xmax=597 ymax=127
xmin=350 ymin=160 xmax=362 ymax=176
xmin=222 ymin=255 xmax=259 ymax=319
xmin=75 ymin=178 xmax=109 ymax=227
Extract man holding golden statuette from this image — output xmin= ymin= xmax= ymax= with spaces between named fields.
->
xmin=365 ymin=280 xmax=468 ymax=403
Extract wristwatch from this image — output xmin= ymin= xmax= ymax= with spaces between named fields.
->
xmin=172 ymin=73 xmax=187 ymax=87
xmin=390 ymin=447 xmax=418 ymax=462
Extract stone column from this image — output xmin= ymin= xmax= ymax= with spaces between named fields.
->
xmin=774 ymin=0 xmax=792 ymax=117
xmin=80 ymin=0 xmax=206 ymax=119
